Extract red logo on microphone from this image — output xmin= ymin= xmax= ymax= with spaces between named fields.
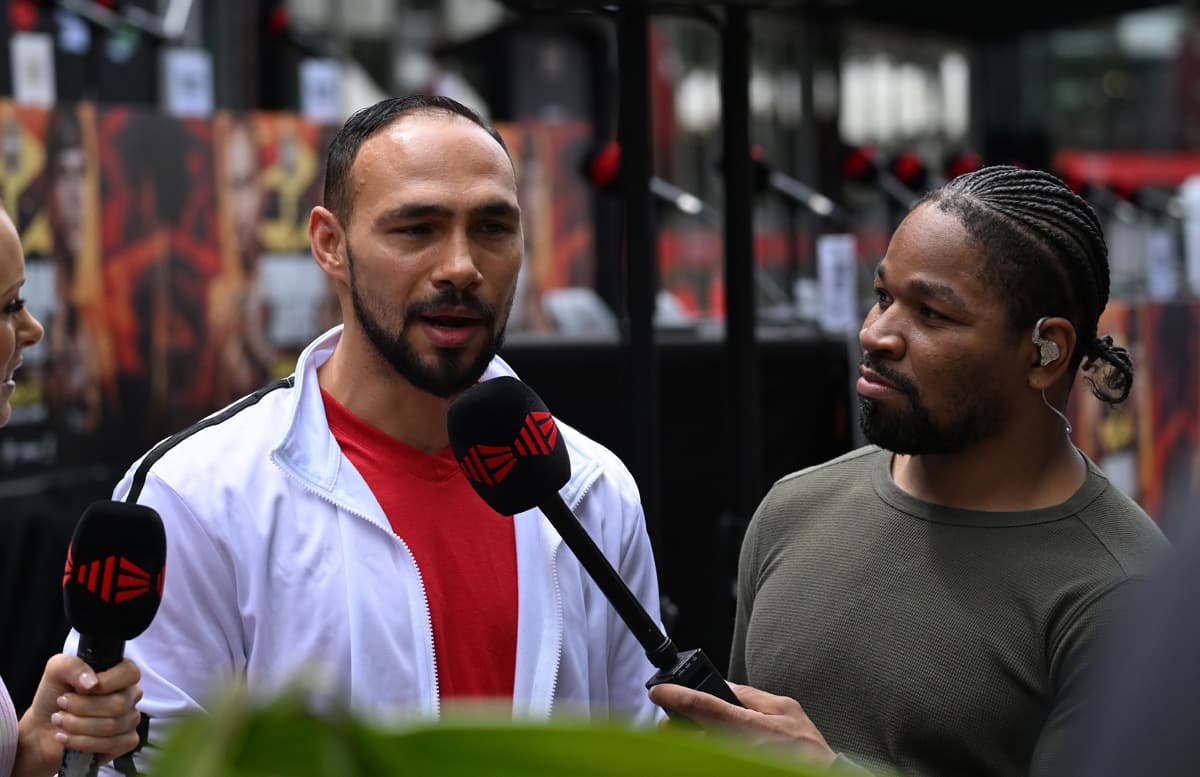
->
xmin=460 ymin=412 xmax=559 ymax=486
xmin=64 ymin=545 xmax=164 ymax=603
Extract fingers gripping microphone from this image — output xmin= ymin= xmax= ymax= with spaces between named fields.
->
xmin=60 ymin=500 xmax=166 ymax=777
xmin=447 ymin=377 xmax=742 ymax=717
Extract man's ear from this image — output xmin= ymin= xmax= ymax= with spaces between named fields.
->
xmin=310 ymin=206 xmax=349 ymax=284
xmin=1028 ymin=316 xmax=1077 ymax=391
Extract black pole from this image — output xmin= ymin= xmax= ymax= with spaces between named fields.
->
xmin=205 ymin=0 xmax=261 ymax=110
xmin=617 ymin=3 xmax=661 ymax=548
xmin=721 ymin=7 xmax=759 ymax=519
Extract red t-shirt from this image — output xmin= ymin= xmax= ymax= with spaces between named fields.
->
xmin=322 ymin=389 xmax=518 ymax=702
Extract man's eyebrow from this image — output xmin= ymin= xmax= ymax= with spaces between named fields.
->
xmin=909 ymin=278 xmax=968 ymax=310
xmin=472 ymin=200 xmax=520 ymax=218
xmin=377 ymin=203 xmax=454 ymax=221
xmin=375 ymin=200 xmax=520 ymax=222
xmin=875 ymin=264 xmax=968 ymax=310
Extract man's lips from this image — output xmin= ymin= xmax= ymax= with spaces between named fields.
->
xmin=418 ymin=310 xmax=485 ymax=348
xmin=423 ymin=315 xmax=481 ymax=327
xmin=419 ymin=306 xmax=483 ymax=327
xmin=857 ymin=366 xmax=907 ymax=399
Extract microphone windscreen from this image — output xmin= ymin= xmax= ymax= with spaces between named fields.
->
xmin=63 ymin=500 xmax=166 ymax=641
xmin=447 ymin=377 xmax=571 ymax=515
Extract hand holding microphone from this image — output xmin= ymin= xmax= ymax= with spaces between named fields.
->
xmin=12 ymin=655 xmax=142 ymax=777
xmin=56 ymin=500 xmax=166 ymax=777
xmin=447 ymin=377 xmax=743 ymax=721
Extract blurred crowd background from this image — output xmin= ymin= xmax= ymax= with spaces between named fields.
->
xmin=1 ymin=0 xmax=1198 ymax=718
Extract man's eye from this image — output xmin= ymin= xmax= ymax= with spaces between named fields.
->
xmin=920 ymin=306 xmax=947 ymax=321
xmin=873 ymin=288 xmax=891 ymax=305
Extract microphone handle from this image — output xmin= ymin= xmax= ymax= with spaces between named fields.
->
xmin=538 ymin=496 xmax=678 ymax=669
xmin=538 ymin=496 xmax=744 ymax=718
xmin=58 ymin=636 xmax=126 ymax=777
xmin=76 ymin=635 xmax=125 ymax=673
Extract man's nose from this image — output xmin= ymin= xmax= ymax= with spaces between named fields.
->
xmin=859 ymin=306 xmax=904 ymax=359
xmin=431 ymin=230 xmax=484 ymax=291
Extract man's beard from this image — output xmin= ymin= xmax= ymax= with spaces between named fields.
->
xmin=347 ymin=246 xmax=508 ymax=398
xmin=858 ymin=357 xmax=1006 ymax=455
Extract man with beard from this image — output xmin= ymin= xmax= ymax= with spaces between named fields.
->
xmin=72 ymin=96 xmax=662 ymax=775
xmin=649 ymin=166 xmax=1167 ymax=777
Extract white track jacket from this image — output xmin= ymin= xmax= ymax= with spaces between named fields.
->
xmin=70 ymin=327 xmax=662 ymax=773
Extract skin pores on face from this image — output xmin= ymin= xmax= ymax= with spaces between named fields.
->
xmin=857 ymin=204 xmax=1024 ymax=455
xmin=340 ymin=115 xmax=523 ymax=397
xmin=0 ymin=210 xmax=45 ymax=427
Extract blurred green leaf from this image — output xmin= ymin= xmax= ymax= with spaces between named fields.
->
xmin=150 ymin=686 xmax=832 ymax=777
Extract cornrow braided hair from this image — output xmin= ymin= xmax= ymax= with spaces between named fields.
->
xmin=916 ymin=165 xmax=1134 ymax=405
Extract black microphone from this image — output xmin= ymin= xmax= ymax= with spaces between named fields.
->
xmin=60 ymin=500 xmax=166 ymax=777
xmin=447 ymin=376 xmax=742 ymax=717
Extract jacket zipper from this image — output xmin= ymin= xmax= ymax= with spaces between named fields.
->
xmin=545 ymin=544 xmax=562 ymax=719
xmin=273 ymin=456 xmax=440 ymax=720
xmin=542 ymin=469 xmax=603 ymax=720
xmin=390 ymin=533 xmax=440 ymax=720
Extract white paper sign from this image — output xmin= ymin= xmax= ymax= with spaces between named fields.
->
xmin=817 ymin=233 xmax=858 ymax=334
xmin=10 ymin=33 xmax=56 ymax=106
xmin=1145 ymin=226 xmax=1180 ymax=301
xmin=299 ymin=58 xmax=343 ymax=125
xmin=1105 ymin=218 xmax=1146 ymax=299
xmin=1179 ymin=175 xmax=1200 ymax=297
xmin=160 ymin=47 xmax=214 ymax=118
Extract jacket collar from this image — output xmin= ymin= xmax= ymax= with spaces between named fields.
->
xmin=271 ymin=326 xmax=600 ymax=514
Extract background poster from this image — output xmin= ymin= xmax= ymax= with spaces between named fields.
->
xmin=0 ymin=99 xmax=52 ymax=480
xmin=1069 ymin=299 xmax=1200 ymax=534
xmin=97 ymin=105 xmax=219 ymax=457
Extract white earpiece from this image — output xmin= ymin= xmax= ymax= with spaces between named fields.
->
xmin=1033 ymin=317 xmax=1060 ymax=366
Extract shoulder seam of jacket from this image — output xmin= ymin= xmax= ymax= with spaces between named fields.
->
xmin=126 ymin=376 xmax=296 ymax=504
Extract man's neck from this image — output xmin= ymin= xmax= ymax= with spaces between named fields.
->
xmin=890 ymin=431 xmax=1086 ymax=512
xmin=317 ymin=338 xmax=454 ymax=454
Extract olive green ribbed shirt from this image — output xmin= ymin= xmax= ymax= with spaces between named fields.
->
xmin=730 ymin=446 xmax=1167 ymax=777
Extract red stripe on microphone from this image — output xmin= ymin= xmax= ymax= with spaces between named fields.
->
xmin=115 ymin=587 xmax=149 ymax=604
xmin=470 ymin=447 xmax=494 ymax=486
xmin=101 ymin=555 xmax=115 ymax=602
xmin=493 ymin=459 xmax=516 ymax=484
xmin=119 ymin=557 xmax=150 ymax=579
xmin=527 ymin=417 xmax=551 ymax=454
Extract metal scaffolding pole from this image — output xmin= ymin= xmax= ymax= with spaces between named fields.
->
xmin=617 ymin=2 xmax=662 ymax=547
xmin=721 ymin=6 xmax=760 ymax=520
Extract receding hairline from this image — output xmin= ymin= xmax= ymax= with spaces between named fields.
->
xmin=336 ymin=108 xmax=515 ymax=220
xmin=359 ymin=108 xmax=512 ymax=168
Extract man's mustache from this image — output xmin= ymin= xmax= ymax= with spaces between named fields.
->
xmin=405 ymin=290 xmax=497 ymax=326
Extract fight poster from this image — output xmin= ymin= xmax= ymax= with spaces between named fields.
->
xmin=497 ymin=119 xmax=596 ymax=333
xmin=1069 ymin=299 xmax=1200 ymax=532
xmin=0 ymin=98 xmax=55 ymax=479
xmin=211 ymin=112 xmax=333 ymax=396
xmin=95 ymin=104 xmax=219 ymax=459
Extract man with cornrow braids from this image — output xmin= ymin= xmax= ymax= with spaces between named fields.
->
xmin=649 ymin=166 xmax=1166 ymax=777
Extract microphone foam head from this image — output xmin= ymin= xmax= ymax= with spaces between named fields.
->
xmin=447 ymin=377 xmax=571 ymax=515
xmin=63 ymin=500 xmax=166 ymax=641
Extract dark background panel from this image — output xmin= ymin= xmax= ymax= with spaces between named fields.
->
xmin=500 ymin=335 xmax=852 ymax=668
